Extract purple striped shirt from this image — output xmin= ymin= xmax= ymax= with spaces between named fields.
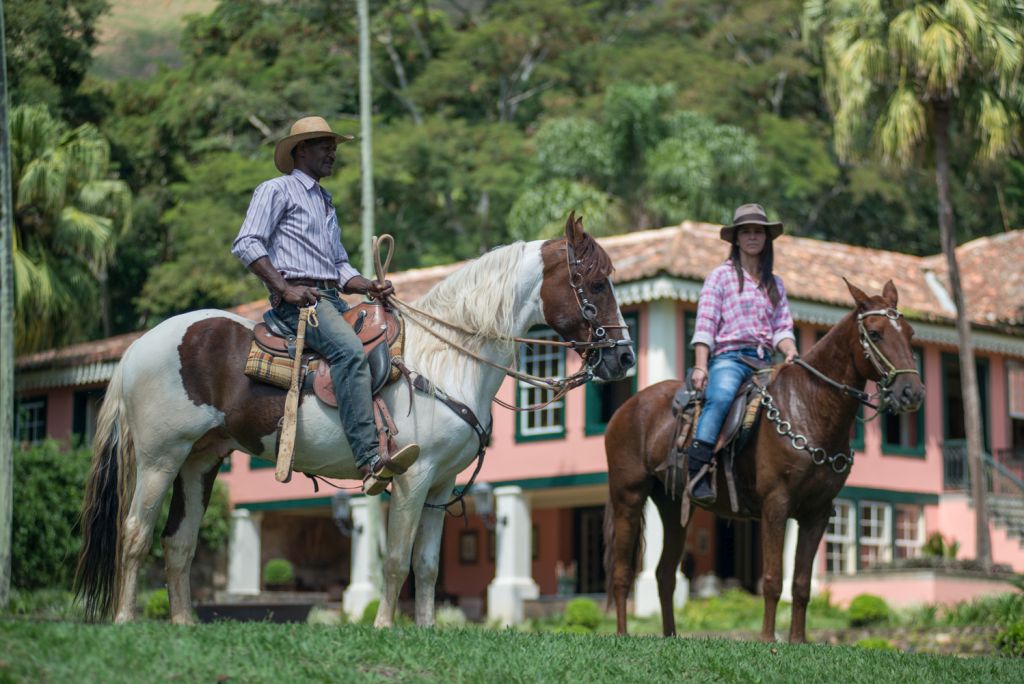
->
xmin=232 ymin=169 xmax=361 ymax=285
xmin=691 ymin=261 xmax=795 ymax=358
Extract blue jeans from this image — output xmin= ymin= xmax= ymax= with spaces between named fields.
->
xmin=274 ymin=289 xmax=378 ymax=468
xmin=694 ymin=349 xmax=759 ymax=447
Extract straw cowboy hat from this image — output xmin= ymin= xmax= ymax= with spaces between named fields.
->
xmin=274 ymin=116 xmax=354 ymax=174
xmin=719 ymin=203 xmax=784 ymax=242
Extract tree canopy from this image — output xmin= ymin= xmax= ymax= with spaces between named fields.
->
xmin=3 ymin=0 xmax=1022 ymax=348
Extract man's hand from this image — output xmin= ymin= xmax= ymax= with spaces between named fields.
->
xmin=281 ymin=284 xmax=320 ymax=307
xmin=345 ymin=275 xmax=394 ymax=300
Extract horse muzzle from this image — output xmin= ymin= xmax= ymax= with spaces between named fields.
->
xmin=886 ymin=381 xmax=925 ymax=414
xmin=590 ymin=342 xmax=635 ymax=382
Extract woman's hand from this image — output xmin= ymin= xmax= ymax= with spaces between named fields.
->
xmin=778 ymin=338 xmax=799 ymax=364
xmin=691 ymin=366 xmax=708 ymax=391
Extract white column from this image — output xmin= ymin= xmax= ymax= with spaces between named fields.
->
xmin=781 ymin=518 xmax=797 ymax=602
xmin=487 ymin=486 xmax=539 ymax=626
xmin=645 ymin=299 xmax=679 ymax=383
xmin=227 ymin=508 xmax=262 ymax=595
xmin=634 ymin=499 xmax=688 ymax=616
xmin=343 ymin=495 xmax=381 ymax=619
xmin=781 ymin=519 xmax=823 ymax=601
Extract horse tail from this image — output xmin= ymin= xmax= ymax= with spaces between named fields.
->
xmin=603 ymin=498 xmax=645 ymax=610
xmin=75 ymin=357 xmax=137 ymax=621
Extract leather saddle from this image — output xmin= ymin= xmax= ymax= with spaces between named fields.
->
xmin=250 ymin=301 xmax=403 ymax=407
xmin=661 ymin=357 xmax=775 ymax=516
xmin=712 ymin=355 xmax=773 ymax=453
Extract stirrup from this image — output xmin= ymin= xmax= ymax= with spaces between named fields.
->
xmin=363 ymin=444 xmax=421 ymax=496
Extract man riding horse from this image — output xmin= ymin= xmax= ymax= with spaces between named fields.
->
xmin=231 ymin=116 xmax=420 ymax=495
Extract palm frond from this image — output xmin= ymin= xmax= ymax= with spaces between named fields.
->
xmin=16 ymin=156 xmax=68 ymax=217
xmin=76 ymin=180 xmax=134 ymax=235
xmin=57 ymin=207 xmax=116 ymax=265
xmin=944 ymin=0 xmax=987 ymax=44
xmin=874 ymin=86 xmax=927 ymax=166
xmin=919 ymin=20 xmax=967 ymax=95
xmin=973 ymin=89 xmax=1021 ymax=159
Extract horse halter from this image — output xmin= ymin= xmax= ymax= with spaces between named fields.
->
xmin=856 ymin=307 xmax=920 ymax=410
xmin=564 ymin=240 xmax=632 ymax=368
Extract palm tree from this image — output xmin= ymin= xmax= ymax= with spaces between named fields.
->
xmin=11 ymin=104 xmax=131 ymax=353
xmin=804 ymin=0 xmax=1024 ymax=568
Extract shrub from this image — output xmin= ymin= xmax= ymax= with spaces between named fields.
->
xmin=263 ymin=558 xmax=294 ymax=587
xmin=144 ymin=589 xmax=170 ymax=620
xmin=435 ymin=604 xmax=468 ymax=628
xmin=922 ymin=532 xmax=960 ymax=559
xmin=808 ymin=590 xmax=846 ymax=619
xmin=358 ymin=599 xmax=411 ymax=626
xmin=306 ymin=607 xmax=343 ymax=626
xmin=5 ymin=588 xmax=84 ymax=620
xmin=996 ymin=620 xmax=1024 ymax=657
xmin=682 ymin=589 xmax=763 ymax=631
xmin=360 ymin=599 xmax=381 ymax=625
xmin=855 ymin=637 xmax=897 ymax=651
xmin=11 ymin=441 xmax=91 ymax=590
xmin=944 ymin=593 xmax=1024 ymax=627
xmin=848 ymin=594 xmax=890 ymax=627
xmin=562 ymin=598 xmax=602 ymax=631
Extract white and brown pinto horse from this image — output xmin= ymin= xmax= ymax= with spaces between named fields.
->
xmin=76 ymin=215 xmax=634 ymax=625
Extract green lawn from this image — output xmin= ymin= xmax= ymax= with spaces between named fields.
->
xmin=2 ymin=620 xmax=1022 ymax=684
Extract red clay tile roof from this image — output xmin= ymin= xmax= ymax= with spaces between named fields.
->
xmin=16 ymin=225 xmax=1024 ymax=370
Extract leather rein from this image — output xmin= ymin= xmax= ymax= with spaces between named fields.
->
xmin=795 ymin=307 xmax=920 ymax=417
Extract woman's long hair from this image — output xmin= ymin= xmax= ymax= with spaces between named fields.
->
xmin=730 ymin=235 xmax=780 ymax=307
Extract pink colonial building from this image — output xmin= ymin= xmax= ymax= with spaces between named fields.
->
xmin=14 ymin=223 xmax=1024 ymax=622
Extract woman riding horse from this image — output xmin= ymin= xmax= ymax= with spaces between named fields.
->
xmin=604 ymin=270 xmax=925 ymax=642
xmin=687 ymin=203 xmax=799 ymax=504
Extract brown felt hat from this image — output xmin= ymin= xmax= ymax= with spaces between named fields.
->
xmin=719 ymin=203 xmax=784 ymax=242
xmin=274 ymin=116 xmax=354 ymax=174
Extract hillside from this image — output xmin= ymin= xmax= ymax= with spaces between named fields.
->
xmin=91 ymin=0 xmax=215 ymax=79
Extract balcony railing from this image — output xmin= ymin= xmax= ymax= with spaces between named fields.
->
xmin=942 ymin=440 xmax=1024 ymax=497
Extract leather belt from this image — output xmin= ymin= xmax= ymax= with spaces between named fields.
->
xmin=287 ymin=278 xmax=339 ymax=290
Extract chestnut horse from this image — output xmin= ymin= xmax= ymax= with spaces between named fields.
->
xmin=603 ymin=280 xmax=924 ymax=641
xmin=76 ymin=215 xmax=634 ymax=625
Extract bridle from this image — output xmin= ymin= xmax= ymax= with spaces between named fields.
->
xmin=563 ymin=239 xmax=632 ymax=369
xmin=757 ymin=307 xmax=921 ymax=474
xmin=794 ymin=306 xmax=920 ymax=416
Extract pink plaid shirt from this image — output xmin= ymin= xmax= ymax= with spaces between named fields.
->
xmin=691 ymin=261 xmax=795 ymax=358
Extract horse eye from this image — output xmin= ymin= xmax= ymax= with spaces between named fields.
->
xmin=590 ymin=282 xmax=606 ymax=294
xmin=868 ymin=330 xmax=882 ymax=342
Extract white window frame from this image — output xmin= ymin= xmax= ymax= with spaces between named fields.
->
xmin=1009 ymin=360 xmax=1024 ymax=420
xmin=894 ymin=504 xmax=925 ymax=560
xmin=517 ymin=329 xmax=566 ymax=439
xmin=825 ymin=499 xmax=856 ymax=576
xmin=858 ymin=501 xmax=892 ymax=569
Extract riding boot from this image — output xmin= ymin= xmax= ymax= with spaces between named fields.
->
xmin=686 ymin=440 xmax=716 ymax=505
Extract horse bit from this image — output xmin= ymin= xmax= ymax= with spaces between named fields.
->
xmin=755 ymin=307 xmax=920 ymax=473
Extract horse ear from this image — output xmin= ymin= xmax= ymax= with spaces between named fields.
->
xmin=573 ymin=214 xmax=585 ymax=242
xmin=565 ymin=211 xmax=576 ymax=241
xmin=882 ymin=280 xmax=898 ymax=308
xmin=844 ymin=277 xmax=870 ymax=309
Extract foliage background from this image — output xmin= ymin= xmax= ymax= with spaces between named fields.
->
xmin=4 ymin=0 xmax=1023 ymax=352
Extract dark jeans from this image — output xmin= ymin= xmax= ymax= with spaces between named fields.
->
xmin=694 ymin=348 xmax=759 ymax=447
xmin=274 ymin=289 xmax=378 ymax=468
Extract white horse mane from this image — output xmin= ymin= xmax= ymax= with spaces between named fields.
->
xmin=406 ymin=241 xmax=529 ymax=384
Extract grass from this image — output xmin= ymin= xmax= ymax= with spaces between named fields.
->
xmin=2 ymin=620 xmax=1023 ymax=683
